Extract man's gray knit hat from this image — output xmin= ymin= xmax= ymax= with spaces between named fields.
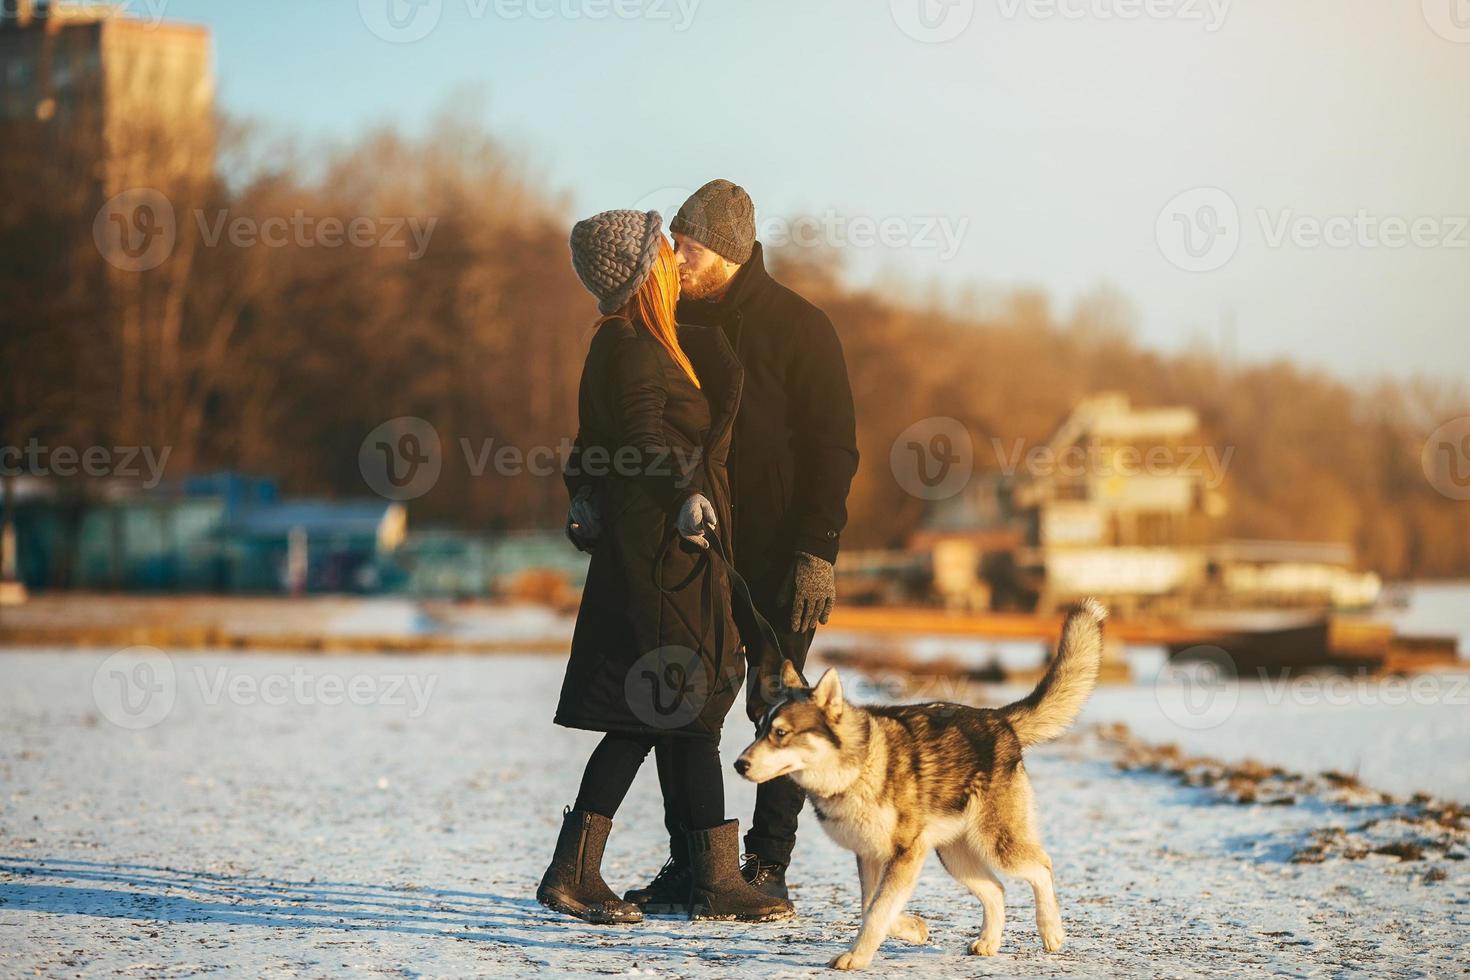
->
xmin=569 ymin=209 xmax=665 ymax=315
xmin=670 ymin=179 xmax=755 ymax=265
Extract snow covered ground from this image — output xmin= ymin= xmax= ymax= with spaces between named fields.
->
xmin=2 ymin=648 xmax=1466 ymax=978
xmin=1084 ymin=670 xmax=1470 ymax=802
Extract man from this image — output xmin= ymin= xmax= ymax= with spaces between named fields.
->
xmin=615 ymin=179 xmax=860 ymax=912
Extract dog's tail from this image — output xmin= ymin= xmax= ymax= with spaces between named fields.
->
xmin=1000 ymin=598 xmax=1107 ymax=748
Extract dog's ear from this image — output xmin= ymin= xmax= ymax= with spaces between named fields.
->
xmin=811 ymin=668 xmax=844 ymax=718
xmin=780 ymin=659 xmax=805 ymax=691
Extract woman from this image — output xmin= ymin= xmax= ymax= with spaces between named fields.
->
xmin=537 ymin=209 xmax=792 ymax=925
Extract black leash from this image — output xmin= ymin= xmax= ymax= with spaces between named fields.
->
xmin=705 ymin=532 xmax=785 ymax=669
xmin=652 ymin=525 xmax=786 ymax=689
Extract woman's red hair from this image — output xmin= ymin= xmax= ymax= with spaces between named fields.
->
xmin=598 ymin=238 xmax=699 ymax=389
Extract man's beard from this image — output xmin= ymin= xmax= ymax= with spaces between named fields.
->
xmin=679 ymin=262 xmax=732 ymax=302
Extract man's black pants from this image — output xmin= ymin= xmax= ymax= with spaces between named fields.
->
xmin=653 ymin=567 xmax=814 ymax=868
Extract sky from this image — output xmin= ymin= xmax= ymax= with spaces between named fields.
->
xmin=143 ymin=0 xmax=1468 ymax=383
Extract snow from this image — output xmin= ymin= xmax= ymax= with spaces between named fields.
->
xmin=1368 ymin=580 xmax=1470 ymax=660
xmin=1083 ymin=671 xmax=1470 ymax=803
xmin=433 ymin=603 xmax=575 ymax=644
xmin=327 ymin=599 xmax=438 ymax=637
xmin=2 ymin=648 xmax=1466 ymax=977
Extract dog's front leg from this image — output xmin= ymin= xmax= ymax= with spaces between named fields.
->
xmin=859 ymin=853 xmax=927 ymax=945
xmin=830 ymin=847 xmax=926 ymax=971
xmin=855 ymin=855 xmax=880 ymax=913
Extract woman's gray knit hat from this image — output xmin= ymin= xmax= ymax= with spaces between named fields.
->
xmin=670 ymin=179 xmax=755 ymax=264
xmin=569 ymin=209 xmax=665 ymax=314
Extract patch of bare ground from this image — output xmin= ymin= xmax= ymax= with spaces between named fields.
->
xmin=1089 ymin=722 xmax=1470 ymax=871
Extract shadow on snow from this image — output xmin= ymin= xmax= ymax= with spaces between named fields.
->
xmin=0 ymin=856 xmax=823 ymax=965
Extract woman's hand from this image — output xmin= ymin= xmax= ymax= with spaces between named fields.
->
xmin=676 ymin=493 xmax=717 ymax=550
xmin=566 ymin=486 xmax=601 ymax=552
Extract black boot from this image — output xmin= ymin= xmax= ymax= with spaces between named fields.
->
xmin=537 ymin=808 xmax=643 ymax=924
xmin=740 ymin=854 xmax=790 ymax=901
xmin=687 ymin=820 xmax=795 ymax=922
xmin=623 ymin=839 xmax=693 ymax=915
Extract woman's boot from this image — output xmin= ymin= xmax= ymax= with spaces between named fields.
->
xmin=686 ymin=820 xmax=795 ymax=922
xmin=537 ymin=808 xmax=643 ymax=924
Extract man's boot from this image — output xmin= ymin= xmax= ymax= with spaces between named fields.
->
xmin=623 ymin=837 xmax=693 ymax=914
xmin=686 ymin=820 xmax=795 ymax=922
xmin=740 ymin=854 xmax=790 ymax=901
xmin=537 ymin=808 xmax=643 ymax=924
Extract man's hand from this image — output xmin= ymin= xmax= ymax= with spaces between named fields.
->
xmin=566 ymin=486 xmax=600 ymax=552
xmin=676 ymin=493 xmax=717 ymax=550
xmin=784 ymin=552 xmax=835 ymax=632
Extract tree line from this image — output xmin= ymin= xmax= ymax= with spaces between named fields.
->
xmin=3 ymin=109 xmax=1467 ymax=581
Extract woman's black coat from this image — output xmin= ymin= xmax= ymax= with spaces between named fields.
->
xmin=555 ymin=317 xmax=745 ymax=741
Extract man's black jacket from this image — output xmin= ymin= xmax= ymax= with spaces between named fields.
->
xmin=678 ymin=242 xmax=859 ymax=585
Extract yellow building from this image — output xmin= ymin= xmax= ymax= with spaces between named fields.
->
xmin=1005 ymin=392 xmax=1225 ymax=612
xmin=1 ymin=0 xmax=214 ymax=199
xmin=1007 ymin=393 xmax=1376 ymax=613
xmin=2 ymin=0 xmax=215 ymax=442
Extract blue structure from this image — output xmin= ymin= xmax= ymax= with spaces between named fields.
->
xmin=7 ymin=473 xmax=406 ymax=594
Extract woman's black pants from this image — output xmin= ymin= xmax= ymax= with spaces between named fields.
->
xmin=574 ymin=732 xmax=724 ymax=833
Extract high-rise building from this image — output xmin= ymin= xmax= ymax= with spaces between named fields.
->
xmin=0 ymin=0 xmax=214 ymax=198
xmin=1 ymin=0 xmax=217 ymax=456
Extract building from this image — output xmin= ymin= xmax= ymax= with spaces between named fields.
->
xmin=1 ymin=0 xmax=214 ymax=198
xmin=6 ymin=473 xmax=410 ymax=594
xmin=1209 ymin=539 xmax=1380 ymax=611
xmin=915 ymin=392 xmax=1379 ymax=614
xmin=2 ymin=0 xmax=215 ymax=451
xmin=1009 ymin=392 xmax=1226 ymax=613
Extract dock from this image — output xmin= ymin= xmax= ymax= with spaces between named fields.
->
xmin=826 ymin=605 xmax=1461 ymax=678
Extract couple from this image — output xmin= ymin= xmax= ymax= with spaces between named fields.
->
xmin=537 ymin=180 xmax=859 ymax=924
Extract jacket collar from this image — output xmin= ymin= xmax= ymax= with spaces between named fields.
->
xmin=719 ymin=241 xmax=770 ymax=310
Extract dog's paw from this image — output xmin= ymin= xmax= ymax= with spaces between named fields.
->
xmin=891 ymin=913 xmax=928 ymax=945
xmin=828 ymin=951 xmax=870 ymax=971
xmin=968 ymin=936 xmax=1001 ymax=956
xmin=1040 ymin=924 xmax=1066 ymax=953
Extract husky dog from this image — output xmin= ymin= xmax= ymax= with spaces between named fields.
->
xmin=734 ymin=598 xmax=1106 ymax=970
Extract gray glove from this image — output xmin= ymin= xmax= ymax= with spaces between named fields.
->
xmin=785 ymin=552 xmax=835 ymax=632
xmin=676 ymin=493 xmax=717 ymax=550
xmin=566 ymin=486 xmax=600 ymax=551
